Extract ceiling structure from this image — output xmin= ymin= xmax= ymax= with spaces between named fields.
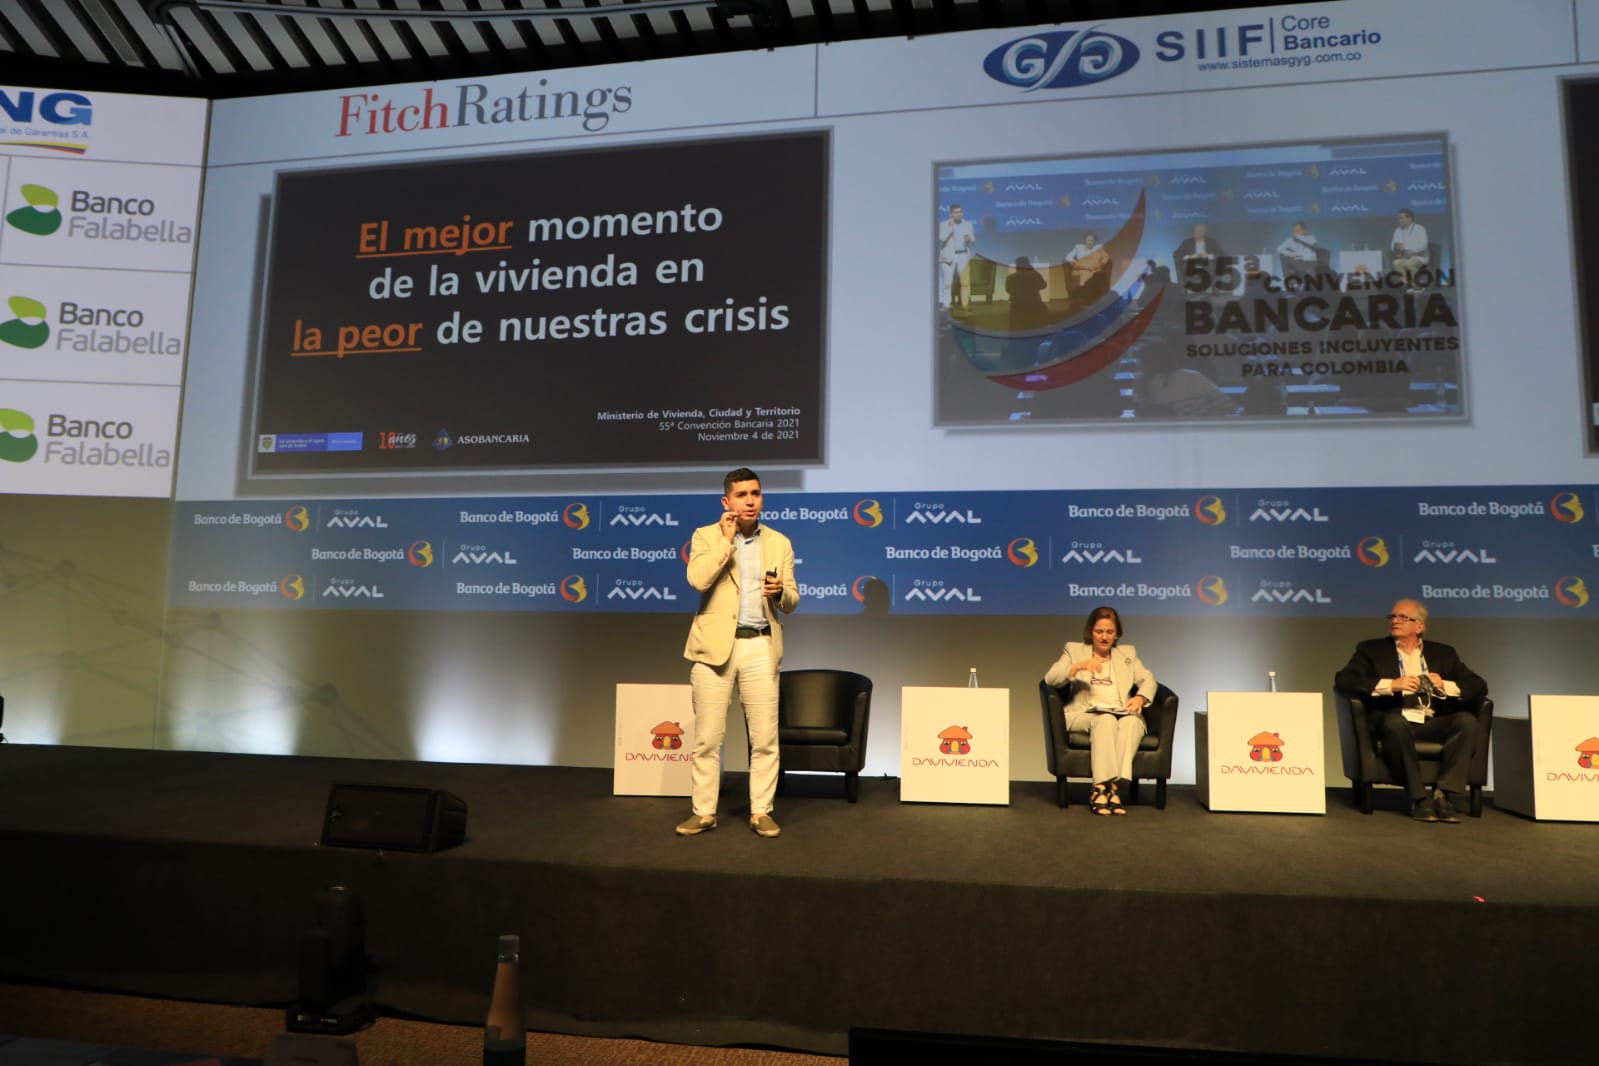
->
xmin=2 ymin=0 xmax=1321 ymax=98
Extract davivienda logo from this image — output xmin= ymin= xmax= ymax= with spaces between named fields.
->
xmin=0 ymin=407 xmax=40 ymax=462
xmin=0 ymin=296 xmax=49 ymax=349
xmin=983 ymin=27 xmax=1141 ymax=91
xmin=5 ymin=184 xmax=61 ymax=235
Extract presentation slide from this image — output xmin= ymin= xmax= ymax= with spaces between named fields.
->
xmin=248 ymin=132 xmax=826 ymax=479
xmin=934 ymin=134 xmax=1461 ymax=424
xmin=0 ymin=84 xmax=206 ymax=498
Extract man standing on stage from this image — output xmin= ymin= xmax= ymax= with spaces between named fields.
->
xmin=938 ymin=203 xmax=976 ymax=311
xmin=1334 ymin=599 xmax=1487 ymax=823
xmin=676 ymin=468 xmax=800 ymax=838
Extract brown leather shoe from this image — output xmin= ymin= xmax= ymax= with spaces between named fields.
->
xmin=1432 ymin=791 xmax=1461 ymax=824
xmin=1410 ymin=798 xmax=1439 ymax=823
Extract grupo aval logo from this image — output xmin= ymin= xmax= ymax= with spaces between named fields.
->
xmin=560 ymin=575 xmax=588 ymax=602
xmin=5 ymin=184 xmax=61 ymax=235
xmin=1356 ymin=536 xmax=1390 ymax=568
xmin=563 ymin=502 xmax=591 ymax=529
xmin=1555 ymin=577 xmax=1589 ymax=609
xmin=983 ymin=28 xmax=1141 ymax=92
xmin=1007 ymin=537 xmax=1039 ymax=567
xmin=0 ymin=296 xmax=49 ymax=349
xmin=1551 ymin=492 xmax=1585 ymax=524
xmin=0 ymin=407 xmax=40 ymax=462
xmin=853 ymin=498 xmax=884 ymax=528
xmin=1195 ymin=495 xmax=1227 ymax=526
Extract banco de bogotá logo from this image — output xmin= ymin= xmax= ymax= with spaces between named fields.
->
xmin=0 ymin=407 xmax=40 ymax=462
xmin=1248 ymin=731 xmax=1285 ymax=763
xmin=0 ymin=296 xmax=49 ymax=349
xmin=938 ymin=724 xmax=972 ymax=755
xmin=5 ymin=184 xmax=62 ymax=235
xmin=283 ymin=505 xmax=310 ymax=531
xmin=560 ymin=575 xmax=588 ymax=602
xmin=563 ymin=502 xmax=590 ymax=529
xmin=650 ymin=721 xmax=685 ymax=751
xmin=280 ymin=575 xmax=306 ymax=600
xmin=408 ymin=540 xmax=434 ymax=567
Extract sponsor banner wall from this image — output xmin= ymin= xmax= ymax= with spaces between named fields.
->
xmin=167 ymin=484 xmax=1596 ymax=617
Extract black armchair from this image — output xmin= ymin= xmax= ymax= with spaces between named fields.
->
xmin=1037 ymin=680 xmax=1180 ymax=809
xmin=1335 ymin=691 xmax=1493 ymax=816
xmin=777 ymin=670 xmax=873 ymax=803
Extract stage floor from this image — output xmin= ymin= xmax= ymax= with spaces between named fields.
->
xmin=1 ymin=744 xmax=1594 ymax=1064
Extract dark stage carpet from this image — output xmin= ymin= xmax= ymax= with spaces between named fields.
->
xmin=0 ymin=744 xmax=1594 ymax=1064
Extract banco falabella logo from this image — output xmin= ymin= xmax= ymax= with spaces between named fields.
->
xmin=279 ymin=575 xmax=305 ymax=600
xmin=560 ymin=575 xmax=588 ymax=602
xmin=1007 ymin=537 xmax=1039 ymax=567
xmin=1196 ymin=575 xmax=1227 ymax=606
xmin=0 ymin=296 xmax=49 ymax=349
xmin=1356 ymin=536 xmax=1390 ymax=568
xmin=650 ymin=721 xmax=685 ymax=751
xmin=938 ymin=725 xmax=973 ymax=755
xmin=983 ymin=27 xmax=1141 ymax=92
xmin=853 ymin=499 xmax=884 ymax=527
xmin=1195 ymin=496 xmax=1227 ymax=526
xmin=408 ymin=540 xmax=434 ymax=567
xmin=563 ymin=502 xmax=591 ymax=529
xmin=0 ymin=407 xmax=40 ymax=462
xmin=283 ymin=505 xmax=310 ymax=532
xmin=1248 ymin=732 xmax=1285 ymax=763
xmin=1555 ymin=577 xmax=1590 ymax=608
xmin=1550 ymin=492 xmax=1585 ymax=524
xmin=5 ymin=184 xmax=61 ymax=235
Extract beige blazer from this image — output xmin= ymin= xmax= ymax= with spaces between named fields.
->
xmin=682 ymin=522 xmax=799 ymax=667
xmin=1043 ymin=642 xmax=1157 ymax=714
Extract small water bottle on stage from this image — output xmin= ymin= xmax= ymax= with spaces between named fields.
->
xmin=967 ymin=667 xmax=979 ymax=688
xmin=1268 ymin=671 xmax=1278 ymax=693
xmin=485 ymin=934 xmax=527 ymax=1066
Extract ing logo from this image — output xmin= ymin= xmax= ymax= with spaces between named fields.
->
xmin=853 ymin=499 xmax=884 ymax=528
xmin=1196 ymin=575 xmax=1228 ymax=606
xmin=1195 ymin=496 xmax=1226 ymax=526
xmin=5 ymin=184 xmax=61 ymax=235
xmin=283 ymin=505 xmax=310 ymax=532
xmin=408 ymin=540 xmax=434 ymax=567
xmin=563 ymin=502 xmax=591 ymax=529
xmin=0 ymin=407 xmax=40 ymax=463
xmin=1356 ymin=536 xmax=1390 ymax=568
xmin=938 ymin=725 xmax=973 ymax=755
xmin=1576 ymin=738 xmax=1599 ymax=770
xmin=1007 ymin=537 xmax=1039 ymax=567
xmin=1550 ymin=492 xmax=1585 ymax=524
xmin=0 ymin=296 xmax=49 ymax=349
xmin=560 ymin=575 xmax=588 ymax=603
xmin=1248 ymin=732 xmax=1285 ymax=763
xmin=1555 ymin=576 xmax=1589 ymax=608
xmin=651 ymin=721 xmax=684 ymax=751
xmin=279 ymin=575 xmax=305 ymax=600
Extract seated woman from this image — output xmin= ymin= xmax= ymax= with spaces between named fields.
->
xmin=1043 ymin=606 xmax=1158 ymax=815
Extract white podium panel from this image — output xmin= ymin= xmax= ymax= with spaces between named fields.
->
xmin=1195 ymin=692 xmax=1325 ymax=814
xmin=1492 ymin=695 xmax=1599 ymax=822
xmin=900 ymin=687 xmax=1009 ymax=805
xmin=613 ymin=684 xmax=696 ymax=796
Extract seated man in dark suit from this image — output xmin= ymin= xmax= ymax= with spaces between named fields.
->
xmin=1334 ymin=599 xmax=1487 ymax=823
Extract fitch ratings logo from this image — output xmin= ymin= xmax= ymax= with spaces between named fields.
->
xmin=983 ymin=28 xmax=1141 ymax=91
xmin=853 ymin=499 xmax=884 ymax=527
xmin=1555 ymin=577 xmax=1590 ymax=608
xmin=1248 ymin=732 xmax=1285 ymax=763
xmin=1007 ymin=537 xmax=1039 ymax=567
xmin=650 ymin=720 xmax=685 ymax=751
xmin=560 ymin=575 xmax=588 ymax=603
xmin=1356 ymin=536 xmax=1390 ymax=568
xmin=938 ymin=725 xmax=973 ymax=755
xmin=0 ymin=296 xmax=49 ymax=349
xmin=562 ymin=502 xmax=591 ymax=529
xmin=1551 ymin=492 xmax=1585 ymax=524
xmin=0 ymin=407 xmax=40 ymax=462
xmin=5 ymin=184 xmax=61 ymax=235
xmin=1195 ymin=496 xmax=1227 ymax=526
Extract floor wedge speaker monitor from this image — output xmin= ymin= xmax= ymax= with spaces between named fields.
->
xmin=321 ymin=783 xmax=467 ymax=853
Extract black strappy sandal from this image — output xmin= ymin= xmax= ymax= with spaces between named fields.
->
xmin=1090 ymin=783 xmax=1113 ymax=815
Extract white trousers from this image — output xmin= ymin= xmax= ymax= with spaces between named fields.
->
xmin=688 ymin=635 xmax=779 ymax=817
xmin=1065 ymin=708 xmax=1147 ymax=785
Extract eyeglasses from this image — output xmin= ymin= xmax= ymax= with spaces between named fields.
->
xmin=1385 ymin=613 xmax=1419 ymax=623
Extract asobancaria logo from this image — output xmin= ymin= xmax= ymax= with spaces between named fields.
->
xmin=5 ymin=184 xmax=61 ymax=235
xmin=0 ymin=407 xmax=40 ymax=462
xmin=0 ymin=296 xmax=49 ymax=349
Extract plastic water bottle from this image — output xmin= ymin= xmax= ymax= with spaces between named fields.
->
xmin=967 ymin=667 xmax=979 ymax=688
xmin=1268 ymin=671 xmax=1278 ymax=693
xmin=484 ymin=934 xmax=526 ymax=1066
